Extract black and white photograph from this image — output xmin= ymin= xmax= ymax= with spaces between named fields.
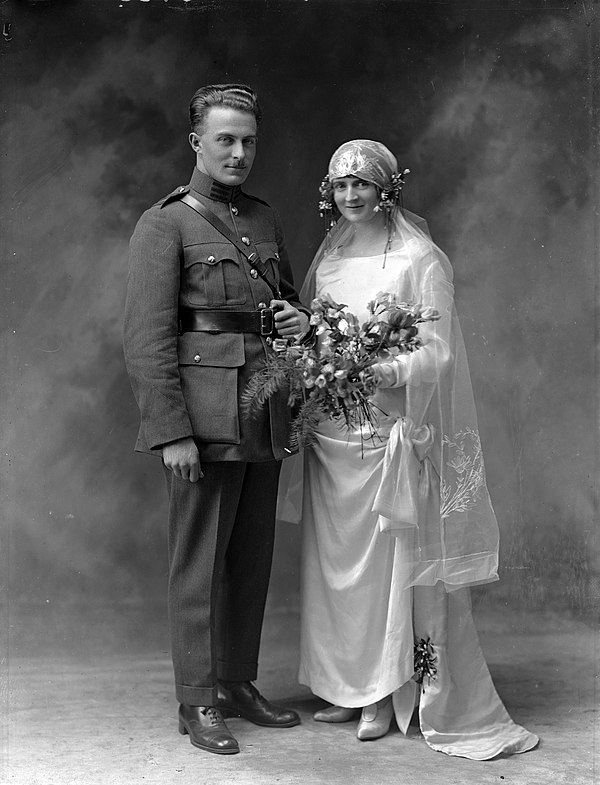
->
xmin=1 ymin=1 xmax=597 ymax=783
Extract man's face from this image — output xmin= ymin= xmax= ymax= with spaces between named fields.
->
xmin=189 ymin=106 xmax=257 ymax=186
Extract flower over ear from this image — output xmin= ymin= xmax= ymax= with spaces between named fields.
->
xmin=374 ymin=169 xmax=411 ymax=214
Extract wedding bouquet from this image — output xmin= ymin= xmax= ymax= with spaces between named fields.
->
xmin=242 ymin=292 xmax=440 ymax=450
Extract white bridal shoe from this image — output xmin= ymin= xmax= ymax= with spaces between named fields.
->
xmin=313 ymin=705 xmax=360 ymax=723
xmin=356 ymin=696 xmax=394 ymax=740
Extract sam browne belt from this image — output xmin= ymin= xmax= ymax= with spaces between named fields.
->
xmin=180 ymin=193 xmax=282 ymax=299
xmin=179 ymin=307 xmax=277 ymax=336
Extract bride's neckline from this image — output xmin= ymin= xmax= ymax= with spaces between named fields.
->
xmin=328 ymin=245 xmax=404 ymax=261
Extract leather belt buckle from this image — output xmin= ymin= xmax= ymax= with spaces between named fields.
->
xmin=260 ymin=307 xmax=274 ymax=336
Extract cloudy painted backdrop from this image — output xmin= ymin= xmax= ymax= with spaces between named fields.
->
xmin=1 ymin=0 xmax=596 ymax=634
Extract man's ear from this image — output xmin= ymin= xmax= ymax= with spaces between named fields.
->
xmin=189 ymin=132 xmax=202 ymax=154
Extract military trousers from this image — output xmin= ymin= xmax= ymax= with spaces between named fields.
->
xmin=164 ymin=459 xmax=282 ymax=707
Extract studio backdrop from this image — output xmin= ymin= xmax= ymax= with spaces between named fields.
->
xmin=1 ymin=0 xmax=596 ymax=639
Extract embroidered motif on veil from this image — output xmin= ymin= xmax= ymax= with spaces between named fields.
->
xmin=440 ymin=428 xmax=486 ymax=519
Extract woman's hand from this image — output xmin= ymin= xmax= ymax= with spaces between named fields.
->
xmin=271 ymin=300 xmax=310 ymax=338
xmin=371 ymin=360 xmax=407 ymax=389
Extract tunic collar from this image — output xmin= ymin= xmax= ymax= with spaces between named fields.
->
xmin=190 ymin=167 xmax=242 ymax=204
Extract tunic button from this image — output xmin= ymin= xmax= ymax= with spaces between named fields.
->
xmin=250 ymin=269 xmax=259 ymax=279
xmin=257 ymin=302 xmax=267 ymax=309
xmin=241 ymin=236 xmax=251 ymax=246
xmin=231 ymin=206 xmax=239 ymax=216
xmin=265 ymin=337 xmax=273 ymax=346
xmin=193 ymin=354 xmax=201 ymax=363
xmin=207 ymin=255 xmax=216 ymax=263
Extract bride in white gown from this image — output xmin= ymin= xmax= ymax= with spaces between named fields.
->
xmin=291 ymin=140 xmax=538 ymax=760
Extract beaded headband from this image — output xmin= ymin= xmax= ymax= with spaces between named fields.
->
xmin=318 ymin=140 xmax=409 ymax=228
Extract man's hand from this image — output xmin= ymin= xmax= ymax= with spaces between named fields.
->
xmin=271 ymin=300 xmax=310 ymax=339
xmin=162 ymin=437 xmax=203 ymax=482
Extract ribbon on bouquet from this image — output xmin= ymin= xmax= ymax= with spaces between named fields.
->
xmin=372 ymin=416 xmax=436 ymax=535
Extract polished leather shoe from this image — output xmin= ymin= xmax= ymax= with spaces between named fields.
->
xmin=217 ymin=680 xmax=300 ymax=728
xmin=313 ymin=705 xmax=360 ymax=723
xmin=356 ymin=696 xmax=394 ymax=741
xmin=178 ymin=704 xmax=240 ymax=754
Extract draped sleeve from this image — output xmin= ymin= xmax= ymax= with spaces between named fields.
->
xmin=373 ymin=253 xmax=453 ymax=392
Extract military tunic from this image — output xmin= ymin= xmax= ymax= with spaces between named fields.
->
xmin=124 ymin=166 xmax=306 ymax=461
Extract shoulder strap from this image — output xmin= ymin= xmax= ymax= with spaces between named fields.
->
xmin=158 ymin=185 xmax=189 ymax=209
xmin=180 ymin=192 xmax=282 ymax=299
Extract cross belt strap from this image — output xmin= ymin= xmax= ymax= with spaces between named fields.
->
xmin=180 ymin=192 xmax=282 ymax=299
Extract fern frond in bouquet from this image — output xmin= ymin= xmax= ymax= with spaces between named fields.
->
xmin=241 ymin=351 xmax=302 ymax=417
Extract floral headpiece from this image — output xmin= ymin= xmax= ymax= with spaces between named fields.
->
xmin=319 ymin=175 xmax=336 ymax=228
xmin=318 ymin=139 xmax=409 ymax=229
xmin=375 ymin=169 xmax=410 ymax=213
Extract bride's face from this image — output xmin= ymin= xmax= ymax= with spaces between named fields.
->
xmin=331 ymin=177 xmax=380 ymax=223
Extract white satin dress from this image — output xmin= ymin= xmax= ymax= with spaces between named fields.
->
xmin=298 ymin=247 xmax=538 ymax=760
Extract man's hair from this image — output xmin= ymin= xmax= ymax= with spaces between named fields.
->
xmin=189 ymin=84 xmax=262 ymax=134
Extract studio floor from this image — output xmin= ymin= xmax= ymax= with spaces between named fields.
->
xmin=3 ymin=592 xmax=597 ymax=785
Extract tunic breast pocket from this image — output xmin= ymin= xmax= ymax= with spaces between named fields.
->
xmin=254 ymin=240 xmax=281 ymax=288
xmin=182 ymin=242 xmax=247 ymax=307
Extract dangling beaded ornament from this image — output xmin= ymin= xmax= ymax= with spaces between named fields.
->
xmin=378 ymin=169 xmax=410 ymax=267
xmin=318 ymin=175 xmax=336 ymax=231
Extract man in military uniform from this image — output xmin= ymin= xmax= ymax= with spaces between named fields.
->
xmin=123 ymin=84 xmax=309 ymax=755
